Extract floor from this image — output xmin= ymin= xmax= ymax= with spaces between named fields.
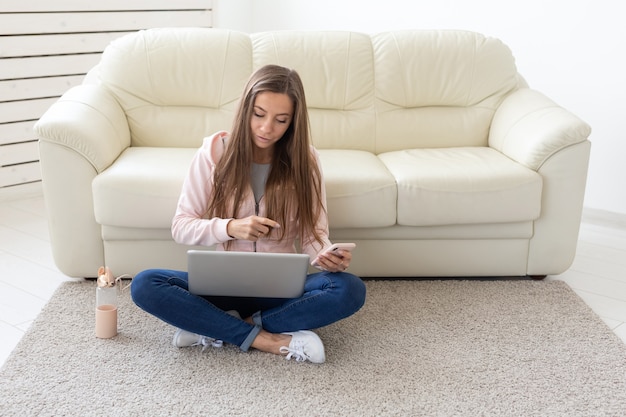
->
xmin=1 ymin=195 xmax=626 ymax=368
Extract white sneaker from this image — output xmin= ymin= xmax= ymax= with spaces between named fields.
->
xmin=172 ymin=329 xmax=223 ymax=349
xmin=280 ymin=330 xmax=326 ymax=364
xmin=172 ymin=310 xmax=240 ymax=349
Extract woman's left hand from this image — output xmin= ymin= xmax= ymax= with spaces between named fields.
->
xmin=314 ymin=249 xmax=351 ymax=273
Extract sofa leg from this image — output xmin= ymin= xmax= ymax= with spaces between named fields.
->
xmin=528 ymin=275 xmax=547 ymax=280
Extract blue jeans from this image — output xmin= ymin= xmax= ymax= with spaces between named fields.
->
xmin=131 ymin=269 xmax=366 ymax=351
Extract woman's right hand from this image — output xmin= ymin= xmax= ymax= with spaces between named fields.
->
xmin=226 ymin=216 xmax=281 ymax=241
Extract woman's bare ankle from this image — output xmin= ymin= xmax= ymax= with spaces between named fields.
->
xmin=251 ymin=330 xmax=291 ymax=355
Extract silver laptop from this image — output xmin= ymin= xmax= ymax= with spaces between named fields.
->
xmin=187 ymin=250 xmax=310 ymax=298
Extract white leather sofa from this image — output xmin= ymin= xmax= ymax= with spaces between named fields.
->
xmin=35 ymin=28 xmax=591 ymax=279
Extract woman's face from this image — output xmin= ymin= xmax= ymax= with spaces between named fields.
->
xmin=250 ymin=91 xmax=293 ymax=163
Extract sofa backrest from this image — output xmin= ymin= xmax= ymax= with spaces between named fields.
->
xmin=252 ymin=31 xmax=376 ymax=152
xmin=97 ymin=28 xmax=252 ymax=148
xmin=95 ymin=28 xmax=520 ymax=153
xmin=370 ymin=31 xmax=519 ymax=152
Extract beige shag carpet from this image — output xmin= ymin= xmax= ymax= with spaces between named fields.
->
xmin=2 ymin=279 xmax=626 ymax=416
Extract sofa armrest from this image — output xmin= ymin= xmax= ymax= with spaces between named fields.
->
xmin=35 ymin=84 xmax=130 ymax=277
xmin=490 ymin=88 xmax=592 ymax=275
xmin=489 ymin=88 xmax=591 ymax=171
xmin=35 ymin=84 xmax=130 ymax=173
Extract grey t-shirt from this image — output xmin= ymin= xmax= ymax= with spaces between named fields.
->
xmin=251 ymin=163 xmax=271 ymax=204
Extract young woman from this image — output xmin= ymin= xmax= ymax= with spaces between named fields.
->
xmin=131 ymin=65 xmax=366 ymax=364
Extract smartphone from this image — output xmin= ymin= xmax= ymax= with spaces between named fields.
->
xmin=324 ymin=242 xmax=356 ymax=254
xmin=312 ymin=243 xmax=356 ymax=267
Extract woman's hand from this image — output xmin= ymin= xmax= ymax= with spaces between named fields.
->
xmin=313 ymin=248 xmax=352 ymax=273
xmin=226 ymin=216 xmax=280 ymax=241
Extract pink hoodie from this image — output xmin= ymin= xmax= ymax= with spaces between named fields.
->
xmin=172 ymin=131 xmax=331 ymax=260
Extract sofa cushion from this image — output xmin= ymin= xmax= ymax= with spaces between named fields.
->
xmin=94 ymin=147 xmax=399 ymax=231
xmin=93 ymin=147 xmax=196 ymax=228
xmin=378 ymin=147 xmax=542 ymax=226
xmin=317 ymin=150 xmax=397 ymax=228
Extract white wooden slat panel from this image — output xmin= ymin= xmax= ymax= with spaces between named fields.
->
xmin=0 ymin=54 xmax=102 ymax=80
xmin=1 ymin=11 xmax=212 ymax=35
xmin=0 ymin=3 xmax=213 ymax=190
xmin=0 ymin=0 xmax=212 ymax=12
xmin=0 ymin=121 xmax=37 ymax=146
xmin=0 ymin=181 xmax=42 ymax=199
xmin=0 ymin=76 xmax=84 ymax=101
xmin=0 ymin=162 xmax=41 ymax=188
xmin=0 ymin=141 xmax=39 ymax=166
xmin=0 ymin=98 xmax=58 ymax=124
xmin=1 ymin=32 xmax=132 ymax=58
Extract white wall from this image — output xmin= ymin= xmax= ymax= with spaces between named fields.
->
xmin=213 ymin=0 xmax=626 ymax=215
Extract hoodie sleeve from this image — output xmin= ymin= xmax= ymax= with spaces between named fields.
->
xmin=171 ymin=131 xmax=233 ymax=247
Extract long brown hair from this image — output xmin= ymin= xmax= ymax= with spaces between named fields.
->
xmin=207 ymin=65 xmax=325 ymax=247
